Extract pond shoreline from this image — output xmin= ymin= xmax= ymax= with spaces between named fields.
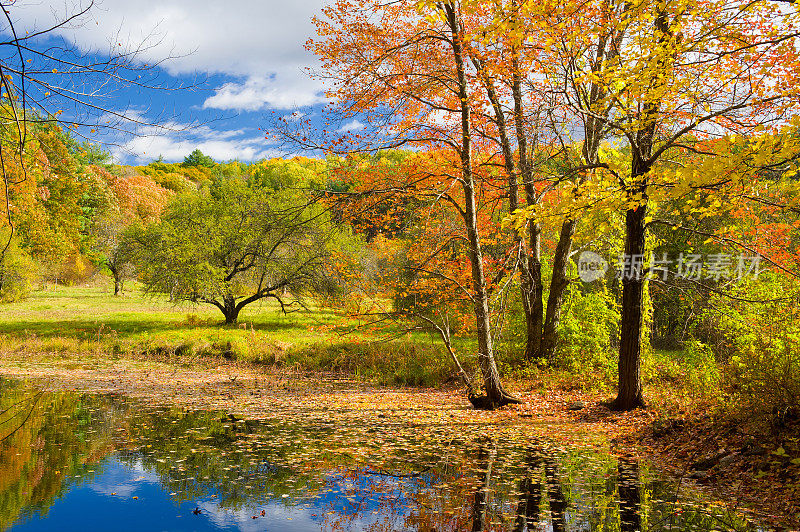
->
xmin=0 ymin=350 xmax=795 ymax=529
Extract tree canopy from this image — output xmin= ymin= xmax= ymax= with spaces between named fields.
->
xmin=182 ymin=149 xmax=216 ymax=168
xmin=132 ymin=175 xmax=348 ymax=324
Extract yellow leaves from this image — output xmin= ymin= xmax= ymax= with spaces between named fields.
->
xmin=502 ymin=205 xmax=534 ymax=233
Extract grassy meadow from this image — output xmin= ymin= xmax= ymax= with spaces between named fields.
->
xmin=0 ymin=276 xmax=457 ymax=386
xmin=0 ymin=275 xmax=717 ymax=404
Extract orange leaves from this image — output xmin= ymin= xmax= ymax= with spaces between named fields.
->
xmin=91 ymin=166 xmax=172 ymax=224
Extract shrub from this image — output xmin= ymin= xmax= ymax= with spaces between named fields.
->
xmin=728 ymin=325 xmax=800 ymax=420
xmin=682 ymin=340 xmax=721 ymax=392
xmin=0 ymin=238 xmax=37 ymax=302
xmin=553 ymin=285 xmax=619 ymax=377
xmin=58 ymin=254 xmax=97 ymax=286
xmin=700 ymin=272 xmax=800 ymax=421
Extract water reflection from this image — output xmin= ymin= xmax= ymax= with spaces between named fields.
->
xmin=512 ymin=448 xmax=541 ymax=532
xmin=618 ymin=458 xmax=641 ymax=532
xmin=0 ymin=379 xmax=768 ymax=531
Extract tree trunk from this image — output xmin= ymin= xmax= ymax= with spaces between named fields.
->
xmin=464 ymin=175 xmax=515 ymax=408
xmin=536 ymin=21 xmax=625 ymax=364
xmin=513 ymin=46 xmax=545 ymax=364
xmin=109 ymin=264 xmax=122 ymax=296
xmin=223 ymin=297 xmax=240 ymax=325
xmin=445 ymin=2 xmax=520 ymax=410
xmin=523 ymin=223 xmax=544 ymax=361
xmin=471 ymin=37 xmax=544 ymax=365
xmin=611 ymin=8 xmax=671 ymax=411
xmin=613 ymin=202 xmax=647 ymax=410
xmin=540 ymin=219 xmax=576 ymax=360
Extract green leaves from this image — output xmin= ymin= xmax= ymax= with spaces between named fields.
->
xmin=133 ymin=175 xmax=352 ymax=323
xmin=182 ymin=149 xmax=216 ymax=169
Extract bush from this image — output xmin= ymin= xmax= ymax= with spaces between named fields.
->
xmin=728 ymin=327 xmax=800 ymax=420
xmin=0 ymin=238 xmax=37 ymax=302
xmin=58 ymin=254 xmax=97 ymax=285
xmin=683 ymin=340 xmax=721 ymax=391
xmin=700 ymin=272 xmax=800 ymax=420
xmin=553 ymin=285 xmax=619 ymax=377
xmin=641 ymin=348 xmax=684 ymax=385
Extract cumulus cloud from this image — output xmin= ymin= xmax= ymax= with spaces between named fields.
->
xmin=8 ymin=0 xmax=328 ymax=111
xmin=336 ymin=119 xmax=365 ymax=133
xmin=105 ymin=110 xmax=279 ymax=163
xmin=117 ymin=133 xmax=279 ymax=163
xmin=204 ymin=75 xmax=325 ymax=112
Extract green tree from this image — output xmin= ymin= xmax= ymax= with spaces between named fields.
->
xmin=132 ymin=176 xmax=344 ymax=324
xmin=92 ymin=216 xmax=135 ymax=295
xmin=182 ymin=149 xmax=216 ymax=168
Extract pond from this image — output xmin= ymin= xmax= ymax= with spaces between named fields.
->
xmin=0 ymin=378 xmax=765 ymax=531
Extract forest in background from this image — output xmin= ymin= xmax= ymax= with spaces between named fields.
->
xmin=0 ymin=109 xmax=798 ymax=423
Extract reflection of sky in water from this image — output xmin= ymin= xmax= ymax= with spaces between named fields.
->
xmin=7 ymin=459 xmax=412 ymax=531
xmin=0 ymin=381 xmax=770 ymax=532
xmin=8 ymin=458 xmax=315 ymax=531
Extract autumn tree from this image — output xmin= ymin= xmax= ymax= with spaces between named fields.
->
xmin=89 ymin=165 xmax=172 ymax=294
xmin=530 ymin=0 xmax=800 ymax=409
xmin=0 ymin=0 xmax=183 ymax=297
xmin=455 ymin=0 xmax=631 ymax=364
xmin=309 ymin=0 xmax=525 ymax=408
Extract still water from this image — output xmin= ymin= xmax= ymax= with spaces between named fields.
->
xmin=0 ymin=378 xmax=765 ymax=531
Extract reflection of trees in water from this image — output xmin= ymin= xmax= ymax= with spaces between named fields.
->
xmin=468 ymin=442 xmax=568 ymax=532
xmin=512 ymin=448 xmax=542 ymax=532
xmin=618 ymin=457 xmax=641 ymax=532
xmin=0 ymin=380 xmax=124 ymax=531
xmin=466 ymin=441 xmax=635 ymax=532
xmin=0 ymin=381 xmax=768 ymax=532
xmin=471 ymin=442 xmax=494 ymax=532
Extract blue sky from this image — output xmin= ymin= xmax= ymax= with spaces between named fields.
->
xmin=4 ymin=0 xmax=336 ymax=164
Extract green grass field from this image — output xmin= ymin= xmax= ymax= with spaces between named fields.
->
xmin=0 ymin=277 xmax=458 ymax=386
xmin=1 ymin=276 xmax=710 ymax=395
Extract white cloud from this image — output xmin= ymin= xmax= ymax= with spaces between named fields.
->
xmin=337 ymin=119 xmax=365 ymax=133
xmin=117 ymin=134 xmax=278 ymax=163
xmin=281 ymin=112 xmax=306 ymax=122
xmin=104 ymin=110 xmax=278 ymax=163
xmin=204 ymin=75 xmax=325 ymax=112
xmin=8 ymin=0 xmax=328 ymax=111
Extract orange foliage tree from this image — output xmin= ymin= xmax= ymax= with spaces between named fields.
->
xmin=90 ymin=166 xmax=173 ymax=295
xmin=310 ymin=0 xmax=533 ymax=408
